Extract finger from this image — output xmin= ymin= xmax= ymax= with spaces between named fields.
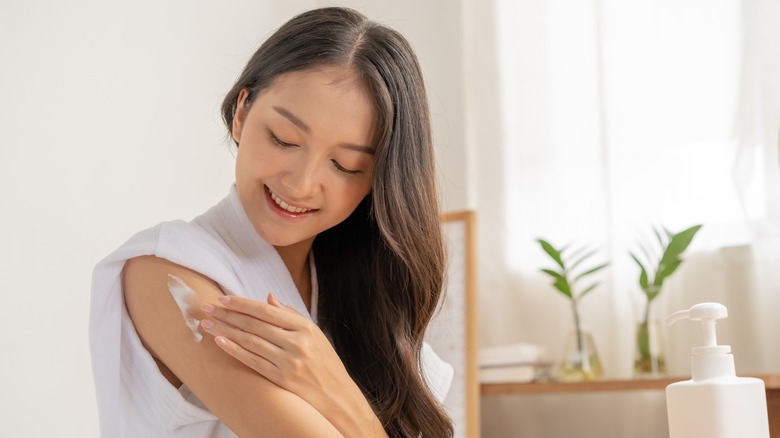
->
xmin=267 ymin=293 xmax=298 ymax=315
xmin=208 ymin=297 xmax=288 ymax=329
xmin=268 ymin=292 xmax=283 ymax=307
xmin=218 ymin=295 xmax=302 ymax=330
xmin=267 ymin=293 xmax=304 ymax=316
xmin=214 ymin=336 xmax=283 ymax=384
xmin=202 ymin=305 xmax=293 ymax=349
xmin=202 ymin=317 xmax=285 ymax=358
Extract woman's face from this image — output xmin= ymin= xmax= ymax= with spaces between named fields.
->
xmin=232 ymin=66 xmax=377 ymax=249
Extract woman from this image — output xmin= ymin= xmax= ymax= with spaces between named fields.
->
xmin=89 ymin=6 xmax=454 ymax=438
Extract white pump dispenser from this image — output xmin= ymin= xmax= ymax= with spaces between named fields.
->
xmin=665 ymin=302 xmax=769 ymax=438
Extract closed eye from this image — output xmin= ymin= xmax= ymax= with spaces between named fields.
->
xmin=269 ymin=129 xmax=360 ymax=174
xmin=269 ymin=130 xmax=297 ymax=148
xmin=331 ymin=160 xmax=361 ymax=175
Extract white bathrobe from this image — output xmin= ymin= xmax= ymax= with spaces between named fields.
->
xmin=89 ymin=184 xmax=453 ymax=437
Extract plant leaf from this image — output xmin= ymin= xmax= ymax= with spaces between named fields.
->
xmin=553 ymin=277 xmax=572 ymax=298
xmin=570 ymin=248 xmax=598 ymax=271
xmin=629 ymin=252 xmax=650 ymax=294
xmin=540 ymin=268 xmax=564 ymax=281
xmin=636 ymin=237 xmax=657 ymax=281
xmin=567 ymin=244 xmax=590 ymax=261
xmin=540 ymin=268 xmax=572 ymax=298
xmin=579 ymin=281 xmax=599 ymax=299
xmin=653 ymin=226 xmax=666 ymax=253
xmin=646 ymin=284 xmax=661 ymax=302
xmin=661 ymin=226 xmax=700 ymax=260
xmin=537 ymin=239 xmax=565 ymax=270
xmin=662 ymin=225 xmax=701 ymax=262
xmin=573 ymin=262 xmax=609 ymax=283
xmin=654 ymin=258 xmax=681 ymax=287
xmin=655 ymin=225 xmax=701 ymax=286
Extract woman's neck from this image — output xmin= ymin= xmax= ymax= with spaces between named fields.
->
xmin=274 ymin=238 xmax=315 ymax=311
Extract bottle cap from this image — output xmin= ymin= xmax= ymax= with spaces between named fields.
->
xmin=667 ymin=302 xmax=735 ymax=379
xmin=667 ymin=302 xmax=727 ymax=348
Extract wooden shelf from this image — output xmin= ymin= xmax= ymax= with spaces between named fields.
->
xmin=482 ymin=376 xmax=683 ymax=395
xmin=482 ymin=373 xmax=780 ymax=436
xmin=481 ymin=373 xmax=780 ymax=396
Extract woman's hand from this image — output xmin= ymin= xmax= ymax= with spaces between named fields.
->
xmin=200 ymin=294 xmax=387 ymax=438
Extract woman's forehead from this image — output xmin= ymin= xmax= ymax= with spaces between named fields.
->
xmin=255 ymin=67 xmax=380 ymax=145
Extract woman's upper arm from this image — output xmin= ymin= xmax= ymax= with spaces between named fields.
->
xmin=122 ymin=255 xmax=342 ymax=438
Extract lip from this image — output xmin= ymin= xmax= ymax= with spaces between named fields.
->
xmin=264 ymin=185 xmax=319 ymax=219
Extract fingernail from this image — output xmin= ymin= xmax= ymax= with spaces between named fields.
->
xmin=201 ymin=319 xmax=215 ymax=329
xmin=215 ymin=336 xmax=230 ymax=347
xmin=217 ymin=296 xmax=231 ymax=305
xmin=268 ymin=293 xmax=280 ymax=306
xmin=202 ymin=303 xmax=215 ymax=314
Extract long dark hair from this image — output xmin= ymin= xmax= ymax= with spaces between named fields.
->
xmin=221 ymin=7 xmax=451 ymax=437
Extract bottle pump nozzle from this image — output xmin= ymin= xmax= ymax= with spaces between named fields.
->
xmin=667 ymin=302 xmax=728 ymax=347
xmin=667 ymin=302 xmax=734 ymax=380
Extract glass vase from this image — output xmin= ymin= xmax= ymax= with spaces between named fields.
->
xmin=559 ymin=328 xmax=603 ymax=382
xmin=634 ymin=303 xmax=666 ymax=377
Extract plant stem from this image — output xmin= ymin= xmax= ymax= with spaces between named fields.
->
xmin=635 ymin=298 xmax=666 ymax=374
xmin=571 ymin=299 xmax=583 ymax=357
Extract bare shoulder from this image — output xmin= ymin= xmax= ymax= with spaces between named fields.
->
xmin=122 ymin=255 xmax=341 ymax=437
xmin=123 ymin=255 xmax=217 ymax=354
xmin=123 ymin=256 xmax=219 ymax=381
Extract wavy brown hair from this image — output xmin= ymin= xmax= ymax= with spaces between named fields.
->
xmin=221 ymin=7 xmax=452 ymax=437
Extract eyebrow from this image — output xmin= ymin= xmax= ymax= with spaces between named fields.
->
xmin=273 ymin=106 xmax=310 ymax=133
xmin=340 ymin=143 xmax=375 ymax=155
xmin=273 ymin=105 xmax=375 ymax=155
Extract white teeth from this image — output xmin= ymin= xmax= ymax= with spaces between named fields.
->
xmin=270 ymin=190 xmax=312 ymax=214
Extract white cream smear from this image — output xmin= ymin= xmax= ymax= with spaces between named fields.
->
xmin=166 ymin=274 xmax=203 ymax=343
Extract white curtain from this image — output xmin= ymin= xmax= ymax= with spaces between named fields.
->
xmin=477 ymin=0 xmax=780 ymax=436
xmin=733 ymin=0 xmax=780 ymax=374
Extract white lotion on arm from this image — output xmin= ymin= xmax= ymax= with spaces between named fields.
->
xmin=166 ymin=274 xmax=203 ymax=343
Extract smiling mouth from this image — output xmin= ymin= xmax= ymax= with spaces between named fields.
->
xmin=267 ymin=187 xmax=318 ymax=214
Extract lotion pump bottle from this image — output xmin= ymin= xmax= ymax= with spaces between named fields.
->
xmin=665 ymin=302 xmax=769 ymax=438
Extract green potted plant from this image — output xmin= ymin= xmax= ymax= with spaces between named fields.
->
xmin=629 ymin=224 xmax=702 ymax=376
xmin=537 ymin=239 xmax=608 ymax=382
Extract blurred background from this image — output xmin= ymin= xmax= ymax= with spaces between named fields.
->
xmin=1 ymin=0 xmax=778 ymax=436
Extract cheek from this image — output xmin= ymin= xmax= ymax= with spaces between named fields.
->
xmin=237 ymin=144 xmax=284 ymax=177
xmin=336 ymin=179 xmax=372 ymax=210
xmin=235 ymin=150 xmax=257 ymax=182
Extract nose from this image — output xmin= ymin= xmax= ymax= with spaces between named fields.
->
xmin=280 ymin=153 xmax=322 ymax=200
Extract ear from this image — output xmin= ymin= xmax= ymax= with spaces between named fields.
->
xmin=231 ymin=88 xmax=251 ymax=144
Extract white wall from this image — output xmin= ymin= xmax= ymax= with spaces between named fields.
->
xmin=0 ymin=1 xmax=468 ymax=436
xmin=0 ymin=1 xmax=304 ymax=436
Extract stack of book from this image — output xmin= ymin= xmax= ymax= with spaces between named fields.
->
xmin=479 ymin=342 xmax=551 ymax=383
